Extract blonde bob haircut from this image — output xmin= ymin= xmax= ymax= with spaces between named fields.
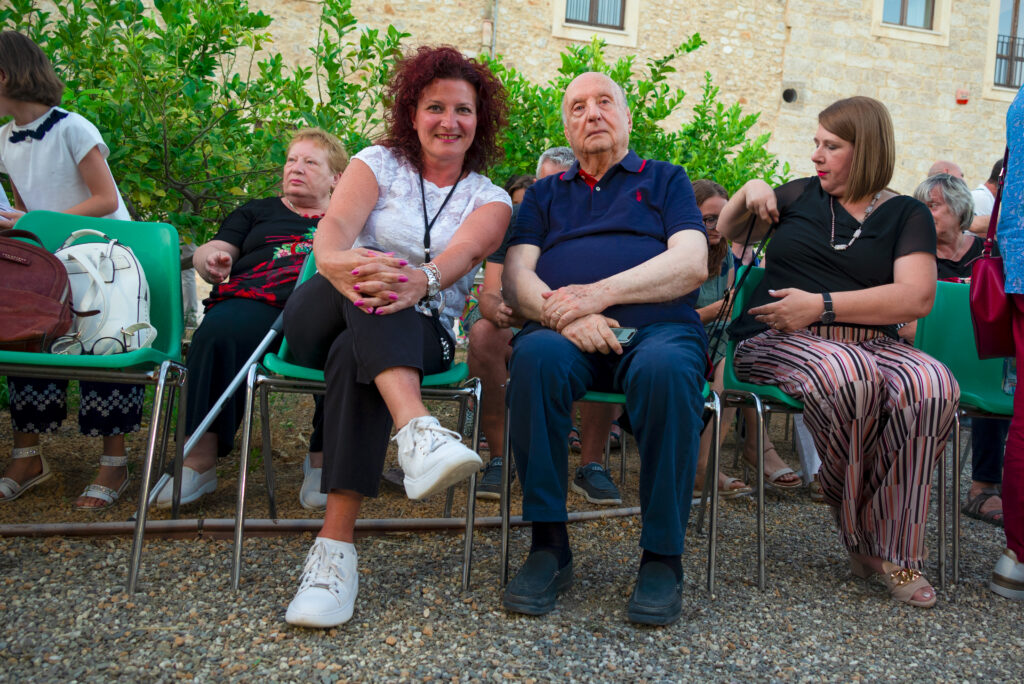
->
xmin=817 ymin=96 xmax=895 ymax=203
xmin=287 ymin=127 xmax=349 ymax=175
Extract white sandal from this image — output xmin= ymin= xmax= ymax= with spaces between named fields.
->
xmin=0 ymin=445 xmax=53 ymax=503
xmin=74 ymin=454 xmax=130 ymax=511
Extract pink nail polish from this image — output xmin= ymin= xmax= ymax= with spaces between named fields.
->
xmin=354 ymin=299 xmax=364 ymax=306
xmin=353 ymin=284 xmax=360 ymax=291
xmin=376 ymin=309 xmax=385 ymax=315
xmin=385 ymin=252 xmax=395 ymax=256
xmin=366 ymin=251 xmax=376 ymax=256
xmin=365 ymin=307 xmax=373 ymax=314
xmin=389 ymin=293 xmax=398 ymax=301
xmin=399 ymin=260 xmax=408 ymax=266
xmin=398 ymin=275 xmax=408 ymax=282
xmin=351 ymin=269 xmax=359 ymax=275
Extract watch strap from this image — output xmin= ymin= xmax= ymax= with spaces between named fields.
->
xmin=821 ymin=292 xmax=835 ymax=323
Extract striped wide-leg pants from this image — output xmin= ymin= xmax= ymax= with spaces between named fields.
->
xmin=735 ymin=326 xmax=959 ymax=569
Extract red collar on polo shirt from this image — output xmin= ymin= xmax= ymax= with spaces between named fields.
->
xmin=562 ymin=152 xmax=648 ymax=190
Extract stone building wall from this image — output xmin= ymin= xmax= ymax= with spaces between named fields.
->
xmin=256 ymin=0 xmax=1014 ymax=193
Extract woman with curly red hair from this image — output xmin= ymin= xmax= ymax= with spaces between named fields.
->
xmin=281 ymin=46 xmax=511 ymax=627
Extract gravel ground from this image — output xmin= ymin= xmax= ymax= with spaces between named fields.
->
xmin=2 ymin=475 xmax=1021 ymax=682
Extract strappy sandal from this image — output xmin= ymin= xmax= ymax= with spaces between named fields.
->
xmin=850 ymin=557 xmax=937 ymax=608
xmin=74 ymin=455 xmax=129 ymax=511
xmin=808 ymin=475 xmax=827 ymax=503
xmin=608 ymin=420 xmax=622 ymax=449
xmin=962 ymin=487 xmax=1004 ymax=527
xmin=568 ymin=427 xmax=582 ymax=453
xmin=0 ymin=446 xmax=52 ymax=503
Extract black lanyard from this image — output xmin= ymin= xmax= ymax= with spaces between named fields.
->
xmin=419 ymin=172 xmax=461 ymax=263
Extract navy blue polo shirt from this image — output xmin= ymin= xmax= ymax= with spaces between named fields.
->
xmin=509 ymin=150 xmax=707 ymax=329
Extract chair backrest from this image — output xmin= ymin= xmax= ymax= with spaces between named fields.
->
xmin=914 ymin=280 xmax=1013 ymax=416
xmin=274 ymin=252 xmax=318 ymax=365
xmin=723 ymin=266 xmax=804 ymax=409
xmin=13 ymin=210 xmax=183 ymax=359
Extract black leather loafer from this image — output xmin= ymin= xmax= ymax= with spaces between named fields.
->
xmin=627 ymin=561 xmax=683 ymax=625
xmin=502 ymin=550 xmax=573 ymax=615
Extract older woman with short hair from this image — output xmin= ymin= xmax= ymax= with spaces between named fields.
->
xmin=719 ymin=96 xmax=958 ymax=608
xmin=281 ymin=46 xmax=511 ymax=628
xmin=909 ymin=173 xmax=1007 ymax=530
xmin=155 ymin=127 xmax=348 ymax=511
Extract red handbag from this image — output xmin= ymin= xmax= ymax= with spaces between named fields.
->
xmin=970 ymin=148 xmax=1014 ymax=359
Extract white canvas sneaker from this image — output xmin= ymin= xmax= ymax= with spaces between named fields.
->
xmin=285 ymin=537 xmax=358 ymax=627
xmin=990 ymin=547 xmax=1024 ymax=600
xmin=394 ymin=416 xmax=482 ymax=501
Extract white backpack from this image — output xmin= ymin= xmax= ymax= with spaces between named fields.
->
xmin=54 ymin=229 xmax=156 ymax=355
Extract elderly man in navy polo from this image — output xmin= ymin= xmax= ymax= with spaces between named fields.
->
xmin=501 ymin=72 xmax=709 ymax=625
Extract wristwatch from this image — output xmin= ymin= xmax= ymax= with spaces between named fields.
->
xmin=416 ymin=264 xmax=441 ymax=298
xmin=820 ymin=292 xmax=836 ymax=325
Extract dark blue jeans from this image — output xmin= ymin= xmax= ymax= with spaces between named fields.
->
xmin=507 ymin=322 xmax=706 ymax=555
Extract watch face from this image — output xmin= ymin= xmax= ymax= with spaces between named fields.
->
xmin=822 ymin=311 xmax=835 ymax=324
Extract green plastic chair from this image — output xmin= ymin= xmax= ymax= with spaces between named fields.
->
xmin=720 ymin=267 xmax=803 ymax=591
xmin=724 ymin=267 xmax=951 ymax=591
xmin=0 ymin=210 xmax=187 ymax=593
xmin=914 ymin=279 xmax=1013 ymax=583
xmin=230 ymin=255 xmax=483 ymax=591
xmin=499 ymin=377 xmax=722 ymax=595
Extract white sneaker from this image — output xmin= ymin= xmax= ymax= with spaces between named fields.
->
xmin=394 ymin=416 xmax=482 ymax=501
xmin=299 ymin=453 xmax=327 ymax=511
xmin=285 ymin=537 xmax=358 ymax=627
xmin=154 ymin=466 xmax=217 ymax=509
xmin=990 ymin=547 xmax=1024 ymax=600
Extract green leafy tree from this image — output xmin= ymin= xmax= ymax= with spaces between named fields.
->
xmin=486 ymin=36 xmax=788 ymax=193
xmin=1 ymin=1 xmax=782 ymax=249
xmin=2 ymin=0 xmax=405 ymax=245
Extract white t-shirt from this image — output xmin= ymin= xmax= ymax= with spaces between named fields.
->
xmin=352 ymin=145 xmax=511 ymax=328
xmin=0 ymin=179 xmax=11 ymax=212
xmin=972 ymin=184 xmax=995 ymax=217
xmin=0 ymin=107 xmax=129 ymax=220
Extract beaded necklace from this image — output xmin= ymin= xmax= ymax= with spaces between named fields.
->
xmin=829 ymin=191 xmax=881 ymax=252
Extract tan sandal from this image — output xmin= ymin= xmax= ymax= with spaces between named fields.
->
xmin=850 ymin=557 xmax=936 ymax=608
xmin=0 ymin=446 xmax=52 ymax=503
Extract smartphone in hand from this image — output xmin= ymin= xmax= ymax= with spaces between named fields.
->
xmin=611 ymin=327 xmax=637 ymax=345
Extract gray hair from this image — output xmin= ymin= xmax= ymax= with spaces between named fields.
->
xmin=559 ymin=73 xmax=629 ymax=126
xmin=536 ymin=146 xmax=575 ymax=176
xmin=913 ymin=173 xmax=974 ymax=231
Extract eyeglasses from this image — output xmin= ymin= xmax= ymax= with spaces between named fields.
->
xmin=50 ymin=335 xmax=128 ymax=356
xmin=702 ymin=214 xmax=719 ymax=228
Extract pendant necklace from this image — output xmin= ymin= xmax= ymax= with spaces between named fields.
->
xmin=829 ymin=191 xmax=881 ymax=252
xmin=284 ymin=197 xmax=325 ymax=219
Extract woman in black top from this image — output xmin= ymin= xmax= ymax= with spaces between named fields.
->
xmin=718 ymin=97 xmax=959 ymax=608
xmin=153 ymin=127 xmax=348 ymax=511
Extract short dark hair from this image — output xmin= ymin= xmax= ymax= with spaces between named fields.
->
xmin=988 ymin=158 xmax=1004 ymax=185
xmin=818 ymin=96 xmax=895 ymax=202
xmin=0 ymin=31 xmax=63 ymax=107
xmin=503 ymin=174 xmax=533 ymax=196
xmin=381 ymin=45 xmax=507 ymax=174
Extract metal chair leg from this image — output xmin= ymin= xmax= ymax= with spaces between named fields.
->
xmin=707 ymin=392 xmax=721 ymax=596
xmin=127 ymin=361 xmax=172 ymax=593
xmin=259 ymin=383 xmax=277 ymax=520
xmin=462 ymin=379 xmax=483 ymax=591
xmin=501 ymin=402 xmax=513 ymax=587
xmin=938 ymin=416 xmax=948 ymax=589
xmin=752 ymin=396 xmax=766 ymax=592
xmin=952 ymin=415 xmax=961 ymax=585
xmin=232 ymin=365 xmax=260 ymax=590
